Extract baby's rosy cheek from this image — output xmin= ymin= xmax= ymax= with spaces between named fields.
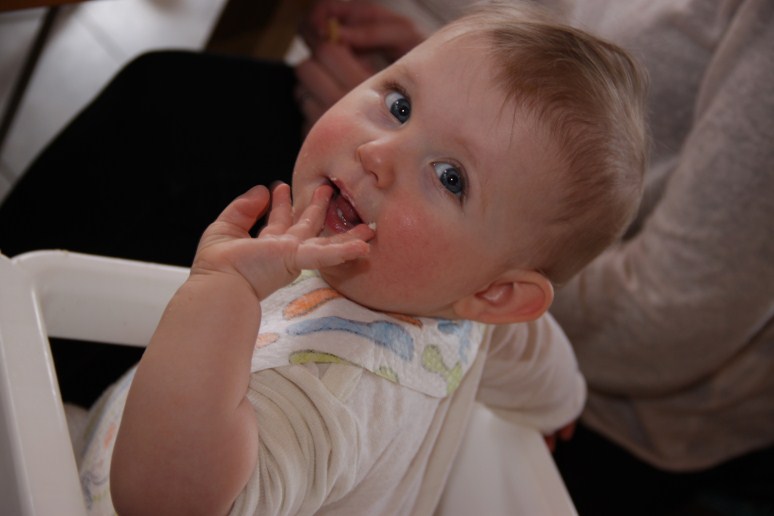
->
xmin=391 ymin=211 xmax=422 ymax=237
xmin=311 ymin=112 xmax=354 ymax=147
xmin=380 ymin=213 xmax=447 ymax=274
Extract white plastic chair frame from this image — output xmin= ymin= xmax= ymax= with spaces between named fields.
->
xmin=0 ymin=250 xmax=186 ymax=515
xmin=0 ymin=250 xmax=577 ymax=515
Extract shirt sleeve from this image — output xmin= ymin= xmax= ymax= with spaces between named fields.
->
xmin=549 ymin=3 xmax=774 ymax=396
xmin=229 ymin=366 xmax=361 ymax=516
xmin=476 ymin=314 xmax=586 ymax=433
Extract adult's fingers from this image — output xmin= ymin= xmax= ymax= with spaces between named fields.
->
xmin=315 ymin=42 xmax=374 ymax=86
xmin=295 ymin=56 xmax=347 ymax=110
xmin=302 ymin=0 xmax=372 ymax=45
xmin=294 ymin=44 xmax=372 ymax=130
xmin=302 ymin=1 xmax=422 ymax=58
xmin=296 ymin=43 xmax=371 ymax=102
xmin=337 ymin=15 xmax=424 ymax=58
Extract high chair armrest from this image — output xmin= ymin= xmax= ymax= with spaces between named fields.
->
xmin=0 ymin=250 xmax=187 ymax=516
xmin=13 ymin=250 xmax=188 ymax=346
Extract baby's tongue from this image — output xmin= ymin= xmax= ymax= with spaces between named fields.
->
xmin=326 ymin=191 xmax=362 ymax=233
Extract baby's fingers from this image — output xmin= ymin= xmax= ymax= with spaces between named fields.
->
xmin=200 ymin=185 xmax=270 ymax=246
xmin=287 ymin=184 xmax=335 ymax=238
xmin=335 ymin=222 xmax=376 ymax=243
xmin=261 ymin=183 xmax=294 ymax=236
xmin=294 ymin=223 xmax=375 ymax=270
xmin=261 ymin=183 xmax=333 ymax=239
xmin=295 ymin=238 xmax=370 ymax=271
xmin=221 ymin=185 xmax=271 ymax=230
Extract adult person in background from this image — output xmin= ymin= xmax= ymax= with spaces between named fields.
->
xmin=0 ymin=0 xmax=771 ymax=513
xmin=546 ymin=1 xmax=774 ymax=514
xmin=295 ymin=1 xmax=774 ymax=514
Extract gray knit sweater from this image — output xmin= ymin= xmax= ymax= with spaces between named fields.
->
xmin=550 ymin=0 xmax=774 ymax=471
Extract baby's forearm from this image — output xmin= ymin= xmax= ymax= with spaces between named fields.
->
xmin=110 ymin=183 xmax=372 ymax=514
xmin=111 ymin=273 xmax=261 ymax=516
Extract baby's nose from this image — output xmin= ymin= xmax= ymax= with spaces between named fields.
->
xmin=356 ymin=139 xmax=395 ymax=189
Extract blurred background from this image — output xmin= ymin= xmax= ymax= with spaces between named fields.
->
xmin=0 ymin=0 xmax=306 ymax=203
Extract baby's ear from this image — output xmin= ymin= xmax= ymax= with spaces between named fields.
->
xmin=452 ymin=270 xmax=553 ymax=324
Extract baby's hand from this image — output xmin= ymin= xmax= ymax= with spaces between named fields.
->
xmin=191 ymin=183 xmax=373 ymax=301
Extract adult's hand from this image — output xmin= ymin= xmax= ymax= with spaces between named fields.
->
xmin=295 ymin=42 xmax=373 ymax=134
xmin=295 ymin=0 xmax=426 ymax=131
xmin=301 ymin=0 xmax=426 ymax=60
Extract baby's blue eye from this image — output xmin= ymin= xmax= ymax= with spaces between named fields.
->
xmin=385 ymin=91 xmax=411 ymax=123
xmin=433 ymin=162 xmax=465 ymax=197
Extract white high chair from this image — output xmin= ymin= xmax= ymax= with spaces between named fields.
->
xmin=0 ymin=250 xmax=186 ymax=515
xmin=0 ymin=250 xmax=577 ymax=515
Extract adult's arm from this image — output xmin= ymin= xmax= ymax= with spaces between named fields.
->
xmin=550 ymin=3 xmax=774 ymax=396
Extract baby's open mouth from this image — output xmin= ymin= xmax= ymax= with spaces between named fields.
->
xmin=325 ymin=179 xmax=363 ymax=233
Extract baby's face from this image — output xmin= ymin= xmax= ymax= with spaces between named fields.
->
xmin=292 ymin=29 xmax=553 ymax=318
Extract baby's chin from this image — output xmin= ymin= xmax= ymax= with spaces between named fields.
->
xmin=318 ymin=267 xmax=454 ymax=319
xmin=317 ymin=262 xmax=364 ymax=294
xmin=318 ymin=265 xmax=389 ymax=311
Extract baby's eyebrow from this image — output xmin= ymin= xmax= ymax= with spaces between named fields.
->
xmin=385 ymin=62 xmax=417 ymax=92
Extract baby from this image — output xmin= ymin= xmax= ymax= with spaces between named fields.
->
xmin=87 ymin=3 xmax=648 ymax=515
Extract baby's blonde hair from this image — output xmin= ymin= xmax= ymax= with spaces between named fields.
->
xmin=449 ymin=2 xmax=648 ymax=285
